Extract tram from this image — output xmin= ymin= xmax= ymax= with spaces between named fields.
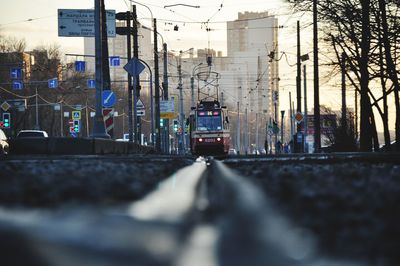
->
xmin=189 ymin=100 xmax=230 ymax=156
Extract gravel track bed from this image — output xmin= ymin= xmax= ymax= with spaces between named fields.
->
xmin=225 ymin=160 xmax=400 ymax=265
xmin=0 ymin=156 xmax=192 ymax=207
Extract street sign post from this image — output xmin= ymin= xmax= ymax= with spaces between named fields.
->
xmin=12 ymin=81 xmax=23 ymax=90
xmin=75 ymin=61 xmax=86 ymax=72
xmin=136 ymin=99 xmax=145 ymax=117
xmin=10 ymin=68 xmax=22 ymax=79
xmin=160 ymin=100 xmax=175 ymax=119
xmin=58 ymin=9 xmax=116 ymax=37
xmin=102 ymin=90 xmax=116 ymax=108
xmin=109 ymin=56 xmax=120 ymax=66
xmin=48 ymin=78 xmax=58 ymax=89
xmin=87 ymin=79 xmax=96 ymax=89
xmin=123 ymin=58 xmax=145 ymax=76
xmin=72 ymin=111 xmax=81 ymax=120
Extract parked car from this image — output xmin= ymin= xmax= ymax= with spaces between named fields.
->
xmin=0 ymin=129 xmax=9 ymax=154
xmin=228 ymin=148 xmax=237 ymax=155
xmin=16 ymin=130 xmax=48 ymax=138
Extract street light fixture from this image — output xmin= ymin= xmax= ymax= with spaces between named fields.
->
xmin=164 ymin=4 xmax=200 ymax=8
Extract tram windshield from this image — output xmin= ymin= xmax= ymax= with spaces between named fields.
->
xmin=197 ymin=110 xmax=222 ymax=131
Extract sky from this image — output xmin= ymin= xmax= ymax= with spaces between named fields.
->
xmin=0 ymin=0 xmax=379 ymax=132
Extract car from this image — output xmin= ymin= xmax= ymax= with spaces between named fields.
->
xmin=16 ymin=130 xmax=48 ymax=138
xmin=228 ymin=148 xmax=237 ymax=155
xmin=0 ymin=129 xmax=9 ymax=155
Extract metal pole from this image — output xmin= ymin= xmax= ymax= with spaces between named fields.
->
xmin=190 ymin=76 xmax=195 ymax=108
xmin=154 ymin=18 xmax=161 ymax=152
xmin=255 ymin=112 xmax=259 ymax=154
xmin=162 ymin=43 xmax=169 ymax=153
xmin=178 ymin=51 xmax=185 ymax=154
xmin=341 ymin=52 xmax=347 ymax=134
xmin=245 ymin=107 xmax=248 ymax=155
xmin=313 ymin=0 xmax=321 ymax=152
xmin=91 ymin=0 xmax=109 ymax=138
xmin=35 ymin=87 xmax=39 ymax=130
xmin=237 ymin=101 xmax=240 ymax=153
xmin=126 ymin=10 xmax=134 ymax=142
xmin=281 ymin=110 xmax=285 ymax=143
xmin=60 ymin=101 xmax=63 ymax=136
xmin=86 ymin=96 xmax=90 ymax=137
xmin=296 ymin=20 xmax=302 ymax=113
xmin=289 ymin=92 xmax=293 ymax=141
xmin=132 ymin=5 xmax=141 ymax=144
xmin=303 ymin=65 xmax=308 ymax=153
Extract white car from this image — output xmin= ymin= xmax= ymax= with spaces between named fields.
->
xmin=16 ymin=130 xmax=48 ymax=138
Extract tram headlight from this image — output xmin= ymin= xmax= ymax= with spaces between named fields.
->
xmin=217 ymin=137 xmax=221 ymax=142
xmin=199 ymin=138 xmax=203 ymax=142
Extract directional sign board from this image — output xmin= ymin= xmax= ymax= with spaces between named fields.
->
xmin=160 ymin=100 xmax=175 ymax=119
xmin=12 ymin=80 xmax=23 ymax=90
xmin=48 ymin=78 xmax=58 ymax=89
xmin=10 ymin=68 xmax=22 ymax=79
xmin=102 ymin=90 xmax=116 ymax=108
xmin=75 ymin=61 xmax=86 ymax=72
xmin=123 ymin=58 xmax=145 ymax=76
xmin=136 ymin=99 xmax=145 ymax=109
xmin=58 ymin=9 xmax=116 ymax=37
xmin=87 ymin=79 xmax=96 ymax=89
xmin=109 ymin=56 xmax=120 ymax=66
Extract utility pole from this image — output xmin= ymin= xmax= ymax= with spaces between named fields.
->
xmin=116 ymin=11 xmax=134 ymax=142
xmin=245 ymin=107 xmax=248 ymax=154
xmin=162 ymin=43 xmax=169 ymax=153
xmin=237 ymin=101 xmax=240 ymax=153
xmin=91 ymin=0 xmax=109 ymax=138
xmin=255 ymin=112 xmax=259 ymax=153
xmin=289 ymin=92 xmax=293 ymax=143
xmin=313 ymin=0 xmax=321 ymax=152
xmin=281 ymin=110 xmax=285 ymax=144
xmin=35 ymin=87 xmax=39 ymax=130
xmin=296 ymin=21 xmax=302 ymax=114
xmin=341 ymin=52 xmax=347 ymax=135
xmin=303 ymin=65 xmax=308 ymax=153
xmin=190 ymin=76 xmax=195 ymax=108
xmin=178 ymin=51 xmax=185 ymax=154
xmin=132 ymin=5 xmax=141 ymax=144
xmin=154 ymin=18 xmax=161 ymax=152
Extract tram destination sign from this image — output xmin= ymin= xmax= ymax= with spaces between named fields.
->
xmin=58 ymin=9 xmax=116 ymax=37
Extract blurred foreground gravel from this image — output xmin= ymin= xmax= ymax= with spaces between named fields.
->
xmin=224 ymin=159 xmax=400 ymax=265
xmin=0 ymin=155 xmax=192 ymax=207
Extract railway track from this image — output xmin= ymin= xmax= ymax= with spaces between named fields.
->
xmin=0 ymin=156 xmax=368 ymax=266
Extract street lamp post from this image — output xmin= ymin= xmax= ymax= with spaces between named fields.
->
xmin=178 ymin=51 xmax=185 ymax=154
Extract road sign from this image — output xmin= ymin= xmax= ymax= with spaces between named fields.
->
xmin=137 ymin=109 xmax=145 ymax=116
xmin=75 ymin=61 xmax=86 ymax=72
xmin=58 ymin=9 xmax=116 ymax=37
xmin=102 ymin=90 xmax=116 ymax=108
xmin=48 ymin=78 xmax=58 ymax=89
xmin=72 ymin=111 xmax=81 ymax=120
xmin=12 ymin=80 xmax=23 ymax=90
xmin=136 ymin=99 xmax=145 ymax=109
xmin=64 ymin=112 xmax=70 ymax=118
xmin=123 ymin=58 xmax=145 ymax=76
xmin=109 ymin=56 xmax=120 ymax=66
xmin=295 ymin=112 xmax=304 ymax=123
xmin=160 ymin=100 xmax=175 ymax=119
xmin=1 ymin=101 xmax=11 ymax=112
xmin=10 ymin=68 xmax=22 ymax=79
xmin=87 ymin=79 xmax=96 ymax=89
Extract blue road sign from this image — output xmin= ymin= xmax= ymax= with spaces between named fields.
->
xmin=87 ymin=79 xmax=96 ymax=89
xmin=12 ymin=80 xmax=23 ymax=90
xmin=109 ymin=56 xmax=120 ymax=66
xmin=75 ymin=61 xmax=86 ymax=72
xmin=123 ymin=58 xmax=145 ymax=76
xmin=10 ymin=68 xmax=22 ymax=79
xmin=48 ymin=78 xmax=58 ymax=89
xmin=102 ymin=90 xmax=116 ymax=108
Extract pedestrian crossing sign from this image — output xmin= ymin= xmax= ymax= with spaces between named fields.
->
xmin=72 ymin=111 xmax=81 ymax=120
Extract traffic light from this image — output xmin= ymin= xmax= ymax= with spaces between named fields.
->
xmin=173 ymin=119 xmax=179 ymax=132
xmin=160 ymin=119 xmax=164 ymax=127
xmin=2 ymin=113 xmax=10 ymax=128
xmin=73 ymin=120 xmax=80 ymax=133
